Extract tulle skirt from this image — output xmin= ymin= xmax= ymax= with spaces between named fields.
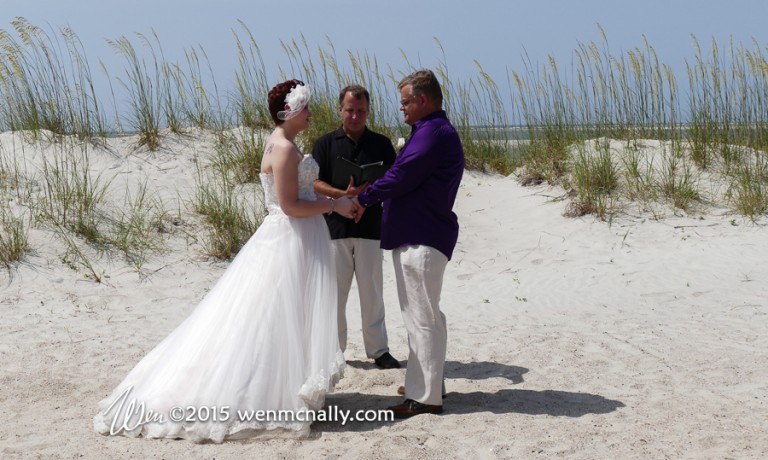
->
xmin=93 ymin=212 xmax=345 ymax=443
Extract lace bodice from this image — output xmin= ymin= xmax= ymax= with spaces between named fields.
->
xmin=260 ymin=154 xmax=319 ymax=214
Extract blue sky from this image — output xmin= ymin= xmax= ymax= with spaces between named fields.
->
xmin=3 ymin=0 xmax=768 ymax=112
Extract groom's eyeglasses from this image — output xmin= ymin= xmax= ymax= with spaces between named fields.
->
xmin=399 ymin=94 xmax=417 ymax=107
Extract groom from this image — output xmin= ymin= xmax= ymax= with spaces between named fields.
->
xmin=354 ymin=69 xmax=464 ymax=418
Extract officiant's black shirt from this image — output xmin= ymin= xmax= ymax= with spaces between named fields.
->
xmin=312 ymin=127 xmax=396 ymax=240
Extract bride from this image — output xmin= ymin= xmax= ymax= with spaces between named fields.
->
xmin=93 ymin=79 xmax=358 ymax=443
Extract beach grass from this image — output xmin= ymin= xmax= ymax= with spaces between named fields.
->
xmin=0 ymin=141 xmax=31 ymax=270
xmin=620 ymin=141 xmax=659 ymax=205
xmin=0 ymin=18 xmax=107 ymax=141
xmin=511 ymin=26 xmax=767 ymax=218
xmin=37 ymin=147 xmax=110 ymax=245
xmin=213 ymin=128 xmax=266 ymax=185
xmin=106 ymin=180 xmax=167 ymax=272
xmin=564 ymin=139 xmax=618 ymax=219
xmin=0 ymin=134 xmax=171 ymax=273
xmin=107 ymin=33 xmax=165 ymax=150
xmin=0 ymin=203 xmax=29 ymax=270
xmin=194 ymin=128 xmax=267 ymax=258
xmin=1 ymin=18 xmax=767 ymax=271
xmin=729 ymin=150 xmax=768 ymax=218
xmin=193 ymin=160 xmax=264 ymax=259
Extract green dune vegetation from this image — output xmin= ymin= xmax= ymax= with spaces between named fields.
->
xmin=0 ymin=19 xmax=766 ymax=273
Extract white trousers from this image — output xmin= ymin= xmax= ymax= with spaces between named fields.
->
xmin=332 ymin=238 xmax=389 ymax=359
xmin=393 ymin=245 xmax=448 ymax=406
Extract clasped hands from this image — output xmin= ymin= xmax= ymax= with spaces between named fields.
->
xmin=333 ymin=177 xmax=368 ymax=222
xmin=332 ymin=196 xmax=366 ymax=222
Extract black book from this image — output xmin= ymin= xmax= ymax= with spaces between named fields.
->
xmin=331 ymin=157 xmax=388 ymax=188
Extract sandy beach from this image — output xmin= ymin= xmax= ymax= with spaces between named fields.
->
xmin=1 ymin=130 xmax=766 ymax=458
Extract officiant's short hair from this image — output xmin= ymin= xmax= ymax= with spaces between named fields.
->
xmin=339 ymin=85 xmax=370 ymax=107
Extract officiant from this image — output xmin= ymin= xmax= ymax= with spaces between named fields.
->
xmin=312 ymin=84 xmax=401 ymax=370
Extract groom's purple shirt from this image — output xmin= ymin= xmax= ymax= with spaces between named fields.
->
xmin=357 ymin=110 xmax=464 ymax=260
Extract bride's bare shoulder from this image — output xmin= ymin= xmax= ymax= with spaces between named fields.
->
xmin=262 ymin=136 xmax=299 ymax=172
xmin=264 ymin=136 xmax=295 ymax=155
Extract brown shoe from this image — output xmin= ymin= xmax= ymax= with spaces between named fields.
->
xmin=388 ymin=399 xmax=443 ymax=419
xmin=397 ymin=386 xmax=448 ymax=399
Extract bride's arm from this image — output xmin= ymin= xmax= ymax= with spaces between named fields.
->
xmin=271 ymin=143 xmax=355 ymax=218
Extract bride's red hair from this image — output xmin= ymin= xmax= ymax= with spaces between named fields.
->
xmin=268 ymin=79 xmax=304 ymax=125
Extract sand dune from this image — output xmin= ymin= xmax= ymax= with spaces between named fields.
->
xmin=1 ymin=131 xmax=766 ymax=458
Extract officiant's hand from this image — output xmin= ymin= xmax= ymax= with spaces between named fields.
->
xmin=345 ymin=176 xmax=369 ymax=196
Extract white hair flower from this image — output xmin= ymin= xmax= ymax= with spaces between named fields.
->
xmin=277 ymin=84 xmax=311 ymax=121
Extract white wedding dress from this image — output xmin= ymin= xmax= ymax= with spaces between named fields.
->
xmin=94 ymin=155 xmax=345 ymax=443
